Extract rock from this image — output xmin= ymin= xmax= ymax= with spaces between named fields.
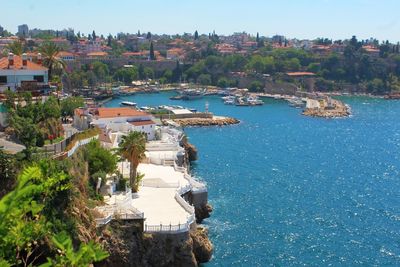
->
xmin=303 ymin=99 xmax=350 ymax=118
xmin=172 ymin=117 xmax=240 ymax=127
xmin=181 ymin=137 xmax=198 ymax=162
xmin=190 ymin=227 xmax=213 ymax=263
xmin=98 ymin=221 xmax=213 ymax=267
xmin=195 ymin=204 xmax=213 ymax=223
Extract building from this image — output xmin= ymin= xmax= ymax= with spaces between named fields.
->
xmin=56 ymin=51 xmax=75 ymax=61
xmin=18 ymin=24 xmax=29 ymax=37
xmin=0 ymin=53 xmax=50 ymax=93
xmin=73 ymin=107 xmax=156 ymax=140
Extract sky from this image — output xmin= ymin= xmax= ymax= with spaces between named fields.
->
xmin=1 ymin=0 xmax=400 ymax=42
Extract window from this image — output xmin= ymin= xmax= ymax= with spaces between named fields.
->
xmin=0 ymin=76 xmax=7 ymax=83
xmin=33 ymin=75 xmax=44 ymax=82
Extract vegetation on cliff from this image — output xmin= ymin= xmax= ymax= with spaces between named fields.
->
xmin=0 ymin=154 xmax=108 ymax=266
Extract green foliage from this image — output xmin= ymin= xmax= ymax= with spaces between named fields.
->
xmin=85 ymin=140 xmax=117 ymax=175
xmin=7 ymin=95 xmax=63 ymax=148
xmin=0 ymin=148 xmax=17 ymax=197
xmin=113 ymin=66 xmax=139 ymax=84
xmin=249 ymin=80 xmax=264 ymax=92
xmin=118 ymin=131 xmax=146 ymax=192
xmin=149 ymin=42 xmax=156 ymax=60
xmin=39 ymin=42 xmax=65 ymax=79
xmin=7 ymin=41 xmax=23 ymax=55
xmin=0 ymin=159 xmax=108 ymax=266
xmin=198 ymin=74 xmax=212 ymax=85
xmin=0 ymin=164 xmax=69 ymax=265
xmin=61 ymin=96 xmax=85 ymax=117
xmin=40 ymin=232 xmax=108 ymax=267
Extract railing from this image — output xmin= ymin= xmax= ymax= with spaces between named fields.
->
xmin=141 ymin=179 xmax=179 ymax=188
xmin=177 ymin=183 xmax=192 ymax=195
xmin=144 ymin=214 xmax=195 ymax=234
xmin=95 ymin=215 xmax=112 ymax=226
xmin=184 ymin=173 xmax=207 ymax=193
xmin=67 ymin=135 xmax=98 ymax=157
xmin=173 ymin=161 xmax=186 ymax=173
xmin=175 ymin=192 xmax=195 ymax=214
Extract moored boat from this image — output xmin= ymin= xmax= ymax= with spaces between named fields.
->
xmin=120 ymin=101 xmax=137 ymax=107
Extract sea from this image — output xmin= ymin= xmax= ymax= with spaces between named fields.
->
xmin=105 ymin=92 xmax=400 ymax=266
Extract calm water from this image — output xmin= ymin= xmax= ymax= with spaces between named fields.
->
xmin=106 ymin=92 xmax=400 ymax=266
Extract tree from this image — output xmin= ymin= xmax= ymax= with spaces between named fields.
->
xmin=61 ymin=96 xmax=85 ymax=117
xmin=85 ymin=140 xmax=117 ymax=176
xmin=118 ymin=131 xmax=146 ymax=192
xmin=41 ymin=232 xmax=108 ymax=266
xmin=249 ymin=80 xmax=264 ymax=92
xmin=113 ymin=67 xmax=138 ymax=84
xmin=149 ymin=42 xmax=156 ymax=60
xmin=197 ymin=74 xmax=212 ymax=85
xmin=107 ymin=34 xmax=112 ymax=46
xmin=0 ymin=148 xmax=17 ymax=198
xmin=7 ymin=41 xmax=23 ymax=55
xmin=39 ymin=42 xmax=66 ymax=80
xmin=92 ymin=30 xmax=96 ymax=41
xmin=194 ymin=30 xmax=199 ymax=40
xmin=146 ymin=32 xmax=152 ymax=40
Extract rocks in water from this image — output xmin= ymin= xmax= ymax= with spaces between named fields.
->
xmin=172 ymin=116 xmax=240 ymax=127
xmin=190 ymin=227 xmax=213 ymax=263
xmin=195 ymin=204 xmax=213 ymax=223
xmin=303 ymin=98 xmax=350 ymax=118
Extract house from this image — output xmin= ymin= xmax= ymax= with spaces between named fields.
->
xmin=57 ymin=51 xmax=75 ymax=61
xmin=73 ymin=107 xmax=156 ymax=140
xmin=0 ymin=53 xmax=50 ymax=93
xmin=166 ymin=48 xmax=185 ymax=60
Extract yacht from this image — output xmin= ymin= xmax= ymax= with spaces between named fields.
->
xmin=120 ymin=101 xmax=137 ymax=107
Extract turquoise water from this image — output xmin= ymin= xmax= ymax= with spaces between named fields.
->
xmin=106 ymin=93 xmax=400 ymax=266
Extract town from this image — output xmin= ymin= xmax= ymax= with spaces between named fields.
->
xmin=0 ymin=20 xmax=399 ymax=266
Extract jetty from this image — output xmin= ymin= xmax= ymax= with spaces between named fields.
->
xmin=302 ymin=97 xmax=350 ymax=118
xmin=168 ymin=116 xmax=240 ymax=127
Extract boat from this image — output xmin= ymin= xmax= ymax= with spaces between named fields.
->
xmin=170 ymin=95 xmax=183 ymax=100
xmin=246 ymin=96 xmax=264 ymax=106
xmin=120 ymin=101 xmax=137 ymax=107
xmin=180 ymin=89 xmax=205 ymax=100
xmin=287 ymin=97 xmax=304 ymax=108
xmin=235 ymin=97 xmax=249 ymax=106
xmin=385 ymin=93 xmax=400 ymax=99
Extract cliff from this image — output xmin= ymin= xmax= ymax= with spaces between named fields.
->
xmin=98 ymin=221 xmax=212 ymax=267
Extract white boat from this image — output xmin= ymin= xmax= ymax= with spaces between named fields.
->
xmin=246 ymin=96 xmax=264 ymax=105
xmin=121 ymin=101 xmax=137 ymax=107
xmin=224 ymin=99 xmax=235 ymax=105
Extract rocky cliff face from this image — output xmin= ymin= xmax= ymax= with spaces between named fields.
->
xmin=181 ymin=136 xmax=198 ymax=162
xmin=98 ymin=221 xmax=212 ymax=267
xmin=195 ymin=203 xmax=213 ymax=223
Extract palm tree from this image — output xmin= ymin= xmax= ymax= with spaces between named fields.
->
xmin=7 ymin=41 xmax=23 ymax=56
xmin=39 ymin=42 xmax=66 ymax=81
xmin=118 ymin=131 xmax=146 ymax=192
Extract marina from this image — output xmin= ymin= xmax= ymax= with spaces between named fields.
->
xmin=105 ymin=92 xmax=400 ymax=266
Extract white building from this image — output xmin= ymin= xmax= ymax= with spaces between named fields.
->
xmin=0 ymin=53 xmax=49 ymax=92
xmin=74 ymin=107 xmax=156 ymax=140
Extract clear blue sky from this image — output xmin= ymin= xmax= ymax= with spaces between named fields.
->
xmin=2 ymin=0 xmax=400 ymax=42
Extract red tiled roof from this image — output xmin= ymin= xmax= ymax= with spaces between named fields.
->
xmin=57 ymin=51 xmax=75 ymax=57
xmin=96 ymin=107 xmax=148 ymax=118
xmin=129 ymin=120 xmax=156 ymax=126
xmin=0 ymin=55 xmax=48 ymax=71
